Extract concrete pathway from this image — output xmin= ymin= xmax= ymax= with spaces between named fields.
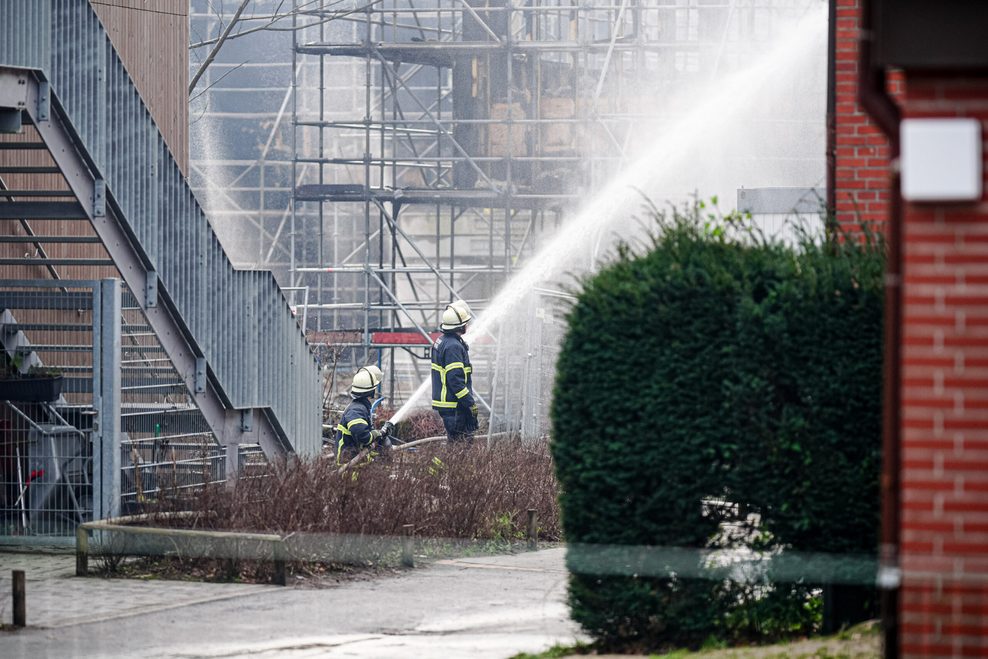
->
xmin=0 ymin=548 xmax=584 ymax=658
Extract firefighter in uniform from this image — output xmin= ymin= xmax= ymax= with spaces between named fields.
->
xmin=334 ymin=365 xmax=388 ymax=465
xmin=431 ymin=300 xmax=479 ymax=442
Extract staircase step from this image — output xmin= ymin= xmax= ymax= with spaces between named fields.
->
xmin=121 ymin=346 xmax=167 ymax=353
xmin=0 ymin=257 xmax=114 ymax=266
xmin=121 ymin=382 xmax=186 ymax=392
xmin=0 ymin=190 xmax=76 ymax=197
xmin=0 ymin=166 xmax=61 ymax=174
xmin=2 ymin=323 xmax=94 ymax=332
xmin=1 ymin=235 xmax=100 ymax=243
xmin=0 ymin=142 xmax=47 ymax=150
xmin=0 ymin=201 xmax=88 ymax=219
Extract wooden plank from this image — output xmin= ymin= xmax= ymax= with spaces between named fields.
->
xmin=89 ymin=0 xmax=188 ymax=172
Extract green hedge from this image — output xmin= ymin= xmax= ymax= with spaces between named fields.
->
xmin=551 ymin=207 xmax=883 ymax=650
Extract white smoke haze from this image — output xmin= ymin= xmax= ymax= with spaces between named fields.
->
xmin=393 ymin=5 xmax=828 ymax=430
xmin=189 ymin=1 xmax=829 ymax=435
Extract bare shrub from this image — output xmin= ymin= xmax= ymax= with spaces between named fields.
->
xmin=145 ymin=440 xmax=560 ymax=571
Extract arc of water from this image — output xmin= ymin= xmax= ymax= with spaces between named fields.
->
xmin=389 ymin=8 xmax=826 ymax=426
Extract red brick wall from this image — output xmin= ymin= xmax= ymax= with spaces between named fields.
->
xmin=835 ymin=0 xmax=988 ymax=655
xmin=833 ymin=0 xmax=896 ymax=230
xmin=899 ymin=71 xmax=988 ymax=657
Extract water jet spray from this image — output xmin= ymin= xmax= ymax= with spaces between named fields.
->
xmin=388 ymin=7 xmax=828 ymax=431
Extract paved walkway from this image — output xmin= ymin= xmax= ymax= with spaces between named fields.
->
xmin=0 ymin=547 xmax=584 ymax=658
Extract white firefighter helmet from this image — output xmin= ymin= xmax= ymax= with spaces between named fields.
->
xmin=365 ymin=364 xmax=383 ymax=382
xmin=440 ymin=300 xmax=472 ymax=331
xmin=351 ymin=365 xmax=383 ymax=395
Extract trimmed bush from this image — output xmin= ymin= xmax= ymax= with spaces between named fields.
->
xmin=551 ymin=206 xmax=883 ymax=650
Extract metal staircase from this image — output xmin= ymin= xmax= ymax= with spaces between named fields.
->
xmin=0 ymin=0 xmax=322 ymax=462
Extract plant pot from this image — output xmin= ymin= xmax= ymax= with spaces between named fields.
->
xmin=0 ymin=375 xmax=64 ymax=402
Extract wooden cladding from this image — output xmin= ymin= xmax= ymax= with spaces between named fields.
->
xmin=89 ymin=0 xmax=188 ymax=173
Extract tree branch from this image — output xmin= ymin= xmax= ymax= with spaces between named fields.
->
xmin=188 ymin=0 xmax=380 ymax=50
xmin=189 ymin=0 xmax=253 ymax=96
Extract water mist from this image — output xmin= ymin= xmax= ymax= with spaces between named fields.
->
xmin=389 ymin=6 xmax=828 ymax=428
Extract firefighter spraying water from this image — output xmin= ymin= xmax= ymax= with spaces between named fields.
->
xmin=332 ymin=365 xmax=396 ymax=466
xmin=430 ymin=301 xmax=479 ymax=443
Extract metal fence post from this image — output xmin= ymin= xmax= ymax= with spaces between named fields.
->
xmin=94 ymin=279 xmax=121 ymax=520
xmin=401 ymin=524 xmax=415 ymax=568
xmin=76 ymin=525 xmax=89 ymax=576
xmin=273 ymin=538 xmax=287 ymax=586
xmin=12 ymin=569 xmax=25 ymax=627
xmin=527 ymin=509 xmax=538 ymax=550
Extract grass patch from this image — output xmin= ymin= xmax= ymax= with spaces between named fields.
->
xmin=510 ymin=641 xmax=593 ymax=659
xmin=650 ymin=621 xmax=881 ymax=659
xmin=512 ymin=622 xmax=879 ymax=659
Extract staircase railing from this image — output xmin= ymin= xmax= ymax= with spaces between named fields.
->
xmin=0 ymin=0 xmax=322 ymax=456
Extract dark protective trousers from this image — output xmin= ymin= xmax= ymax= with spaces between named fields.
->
xmin=439 ymin=407 xmax=478 ymax=442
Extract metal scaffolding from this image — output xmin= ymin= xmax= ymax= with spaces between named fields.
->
xmin=288 ymin=0 xmax=819 ymax=422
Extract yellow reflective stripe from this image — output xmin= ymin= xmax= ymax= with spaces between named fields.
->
xmin=441 ymin=364 xmax=448 ymax=403
xmin=347 ymin=418 xmax=368 ymax=430
xmin=336 ymin=423 xmax=350 ymax=436
xmin=433 ymin=361 xmax=470 ymax=404
xmin=336 ymin=438 xmax=345 ymax=465
xmin=443 ymin=362 xmax=466 ymax=403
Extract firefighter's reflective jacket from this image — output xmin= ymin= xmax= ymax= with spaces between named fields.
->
xmin=431 ymin=331 xmax=474 ymax=411
xmin=334 ymin=396 xmax=373 ymax=464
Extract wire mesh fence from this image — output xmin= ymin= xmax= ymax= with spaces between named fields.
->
xmin=1 ymin=280 xmax=100 ymax=537
xmin=1 ymin=401 xmax=92 ymax=537
xmin=1 ymin=280 xmax=261 ymax=542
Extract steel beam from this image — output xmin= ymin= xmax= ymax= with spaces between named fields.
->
xmin=295 ymin=185 xmax=574 ymax=210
